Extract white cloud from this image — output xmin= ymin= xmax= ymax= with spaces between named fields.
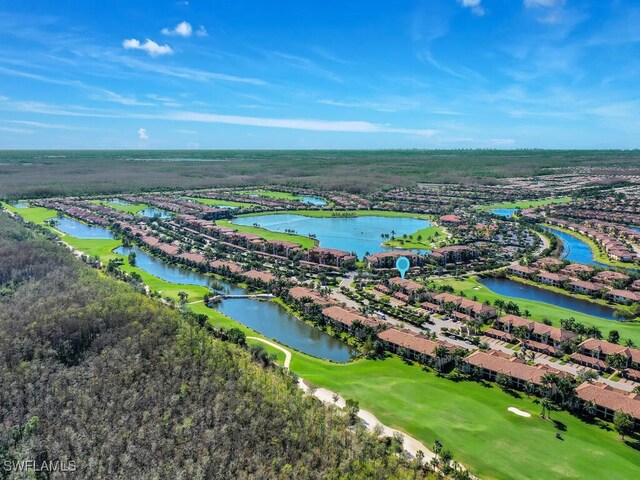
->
xmin=166 ymin=111 xmax=437 ymax=136
xmin=460 ymin=0 xmax=485 ymax=16
xmin=138 ymin=128 xmax=149 ymax=140
xmin=122 ymin=38 xmax=173 ymax=57
xmin=196 ymin=25 xmax=208 ymax=37
xmin=162 ymin=21 xmax=192 ymax=37
xmin=0 ymin=98 xmax=437 ymax=137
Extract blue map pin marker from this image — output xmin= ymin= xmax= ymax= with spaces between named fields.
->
xmin=396 ymin=256 xmax=410 ymax=280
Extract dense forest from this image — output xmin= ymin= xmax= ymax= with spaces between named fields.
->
xmin=0 ymin=213 xmax=434 ymax=479
xmin=1 ymin=149 xmax=639 ymax=197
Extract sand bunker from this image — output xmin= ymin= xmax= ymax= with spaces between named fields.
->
xmin=508 ymin=407 xmax=531 ymax=417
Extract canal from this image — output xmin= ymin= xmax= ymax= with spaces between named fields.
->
xmin=479 ymin=277 xmax=618 ymax=320
xmin=114 ymin=245 xmax=354 ymax=362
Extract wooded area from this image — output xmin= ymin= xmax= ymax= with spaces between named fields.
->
xmin=0 ymin=213 xmax=434 ymax=479
xmin=1 ymin=149 xmax=639 ymax=198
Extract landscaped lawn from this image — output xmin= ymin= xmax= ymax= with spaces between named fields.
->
xmin=383 ymin=224 xmax=446 ymax=249
xmin=239 ymin=189 xmax=302 ymax=201
xmin=478 ymin=197 xmax=573 ymax=211
xmin=216 ymin=219 xmax=317 ymax=249
xmin=434 ymin=276 xmax=640 ymax=346
xmin=290 ymin=354 xmax=639 ymax=480
xmin=2 ymin=203 xmax=59 ymax=224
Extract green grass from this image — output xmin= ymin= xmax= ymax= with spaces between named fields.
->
xmin=478 ymin=197 xmax=573 ymax=211
xmin=184 ymin=196 xmax=258 ymax=208
xmin=2 ymin=203 xmax=58 ymax=224
xmin=291 ymin=354 xmax=638 ymax=480
xmin=90 ymin=200 xmax=148 ymax=214
xmin=235 ymin=209 xmax=431 ymax=219
xmin=544 ymin=224 xmax=636 ymax=270
xmin=383 ymin=224 xmax=446 ymax=249
xmin=436 ymin=276 xmax=640 ymax=345
xmin=239 ymin=189 xmax=302 ymax=201
xmin=217 ymin=219 xmax=317 ymax=249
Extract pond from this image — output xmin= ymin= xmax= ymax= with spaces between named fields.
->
xmin=232 ymin=214 xmax=431 ymax=258
xmin=544 ymin=227 xmax=608 ymax=268
xmin=114 ymin=245 xmax=354 ymax=362
xmin=54 ymin=217 xmax=115 ymax=239
xmin=12 ymin=202 xmax=29 ymax=208
xmin=491 ymin=208 xmax=517 ymax=217
xmin=138 ymin=207 xmax=172 ymax=219
xmin=300 ymin=196 xmax=327 ymax=206
xmin=108 ymin=198 xmax=131 ymax=205
xmin=479 ymin=277 xmax=618 ymax=320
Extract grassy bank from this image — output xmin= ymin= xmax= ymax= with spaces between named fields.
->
xmin=434 ymin=276 xmax=640 ymax=345
xmin=383 ymin=224 xmax=446 ymax=249
xmin=478 ymin=197 xmax=573 ymax=211
xmin=239 ymin=189 xmax=302 ymax=201
xmin=544 ymin=224 xmax=637 ymax=270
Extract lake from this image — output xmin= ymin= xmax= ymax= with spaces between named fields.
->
xmin=300 ymin=196 xmax=327 ymax=206
xmin=479 ymin=277 xmax=618 ymax=320
xmin=54 ymin=217 xmax=115 ymax=239
xmin=544 ymin=226 xmax=608 ymax=268
xmin=491 ymin=208 xmax=517 ymax=217
xmin=109 ymin=198 xmax=131 ymax=205
xmin=232 ymin=214 xmax=431 ymax=258
xmin=138 ymin=207 xmax=172 ymax=219
xmin=114 ymin=245 xmax=354 ymax=361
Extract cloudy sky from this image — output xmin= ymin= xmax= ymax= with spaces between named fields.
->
xmin=0 ymin=0 xmax=639 ymax=149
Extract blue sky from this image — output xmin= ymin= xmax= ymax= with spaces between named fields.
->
xmin=0 ymin=0 xmax=639 ymax=149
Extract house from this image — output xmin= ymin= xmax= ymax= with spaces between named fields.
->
xmin=576 ymin=338 xmax=640 ymax=369
xmin=209 ymin=260 xmax=243 ymax=274
xmin=576 ymin=382 xmax=640 ymax=426
xmin=560 ymin=263 xmax=595 ymax=278
xmin=439 ymin=214 xmax=462 ymax=224
xmin=242 ymin=269 xmax=277 ymax=284
xmin=604 ymin=289 xmax=640 ymax=305
xmin=568 ymin=280 xmax=606 ymax=295
xmin=388 ymin=277 xmax=425 ymax=299
xmin=321 ymin=306 xmax=383 ymax=334
xmin=366 ymin=251 xmax=422 ymax=269
xmin=507 ymin=264 xmax=537 ymax=278
xmin=288 ymin=286 xmax=334 ymax=309
xmin=532 ymin=257 xmax=564 ymax=270
xmin=432 ymin=292 xmax=497 ymax=321
xmin=592 ymin=271 xmax=630 ymax=286
xmin=306 ymin=247 xmax=356 ymax=268
xmin=378 ymin=328 xmax=453 ymax=368
xmin=429 ymin=245 xmax=478 ymax=265
xmin=464 ymin=350 xmax=564 ymax=390
xmin=535 ymin=271 xmax=569 ymax=287
xmin=492 ymin=314 xmax=577 ymax=355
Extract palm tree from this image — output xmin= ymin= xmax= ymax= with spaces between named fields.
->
xmin=432 ymin=345 xmax=450 ymax=373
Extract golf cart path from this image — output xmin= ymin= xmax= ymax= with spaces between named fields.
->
xmin=246 ymin=336 xmax=473 ymax=474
